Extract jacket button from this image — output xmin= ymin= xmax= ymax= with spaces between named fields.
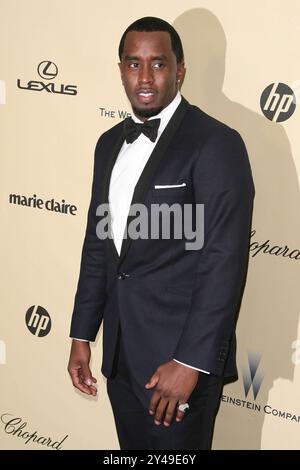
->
xmin=118 ymin=272 xmax=130 ymax=280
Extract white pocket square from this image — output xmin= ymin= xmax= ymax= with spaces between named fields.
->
xmin=154 ymin=182 xmax=186 ymax=189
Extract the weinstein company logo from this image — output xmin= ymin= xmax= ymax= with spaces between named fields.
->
xmin=260 ymin=82 xmax=296 ymax=122
xmin=1 ymin=414 xmax=68 ymax=449
xmin=25 ymin=305 xmax=51 ymax=337
xmin=17 ymin=61 xmax=77 ymax=96
xmin=242 ymin=352 xmax=264 ymax=400
xmin=223 ymin=353 xmax=300 ymax=422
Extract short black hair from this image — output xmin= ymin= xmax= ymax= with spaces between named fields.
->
xmin=118 ymin=16 xmax=184 ymax=63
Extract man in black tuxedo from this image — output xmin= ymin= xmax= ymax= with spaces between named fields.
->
xmin=68 ymin=17 xmax=254 ymax=450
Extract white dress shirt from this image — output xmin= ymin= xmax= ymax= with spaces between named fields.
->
xmin=109 ymin=92 xmax=182 ymax=254
xmin=74 ymin=92 xmax=209 ymax=374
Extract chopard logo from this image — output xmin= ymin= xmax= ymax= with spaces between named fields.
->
xmin=1 ymin=414 xmax=68 ymax=449
xmin=249 ymin=230 xmax=300 ymax=261
xmin=17 ymin=61 xmax=77 ymax=96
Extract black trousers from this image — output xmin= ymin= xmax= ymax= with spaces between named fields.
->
xmin=106 ymin=332 xmax=224 ymax=450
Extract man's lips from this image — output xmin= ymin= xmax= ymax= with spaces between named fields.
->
xmin=136 ymin=90 xmax=157 ymax=104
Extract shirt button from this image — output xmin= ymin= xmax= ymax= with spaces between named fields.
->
xmin=118 ymin=272 xmax=130 ymax=280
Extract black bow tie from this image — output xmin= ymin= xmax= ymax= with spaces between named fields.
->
xmin=124 ymin=117 xmax=161 ymax=144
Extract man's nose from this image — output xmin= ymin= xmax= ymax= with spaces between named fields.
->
xmin=138 ymin=64 xmax=154 ymax=84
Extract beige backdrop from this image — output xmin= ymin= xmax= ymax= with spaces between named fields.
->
xmin=0 ymin=0 xmax=299 ymax=450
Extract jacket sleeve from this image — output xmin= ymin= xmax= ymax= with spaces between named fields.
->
xmin=69 ymin=138 xmax=107 ymax=341
xmin=174 ymin=128 xmax=254 ymax=376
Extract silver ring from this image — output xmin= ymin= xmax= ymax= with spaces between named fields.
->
xmin=178 ymin=402 xmax=189 ymax=413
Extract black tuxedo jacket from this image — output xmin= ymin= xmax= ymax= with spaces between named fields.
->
xmin=70 ymin=97 xmax=254 ymax=394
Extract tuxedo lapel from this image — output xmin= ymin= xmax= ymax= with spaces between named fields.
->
xmin=118 ymin=97 xmax=189 ymax=267
xmin=102 ymin=129 xmax=125 ymax=263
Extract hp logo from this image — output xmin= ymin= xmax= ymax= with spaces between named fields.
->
xmin=25 ymin=305 xmax=52 ymax=337
xmin=260 ymin=82 xmax=296 ymax=122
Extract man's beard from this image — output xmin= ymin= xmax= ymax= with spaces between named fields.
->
xmin=132 ymin=105 xmax=164 ymax=119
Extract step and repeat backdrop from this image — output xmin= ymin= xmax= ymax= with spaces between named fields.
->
xmin=1 ymin=0 xmax=299 ymax=450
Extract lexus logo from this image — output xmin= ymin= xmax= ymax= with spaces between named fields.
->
xmin=37 ymin=61 xmax=58 ymax=80
xmin=17 ymin=61 xmax=77 ymax=96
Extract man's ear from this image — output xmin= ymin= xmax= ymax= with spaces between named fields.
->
xmin=176 ymin=62 xmax=186 ymax=82
xmin=176 ymin=62 xmax=186 ymax=87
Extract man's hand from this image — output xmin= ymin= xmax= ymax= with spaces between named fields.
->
xmin=68 ymin=339 xmax=97 ymax=396
xmin=145 ymin=360 xmax=199 ymax=426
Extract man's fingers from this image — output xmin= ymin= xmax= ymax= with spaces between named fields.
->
xmin=163 ymin=400 xmax=178 ymax=426
xmin=69 ymin=366 xmax=97 ymax=396
xmin=69 ymin=367 xmax=91 ymax=394
xmin=67 ymin=340 xmax=96 ymax=395
xmin=80 ymin=364 xmax=94 ymax=385
xmin=148 ymin=389 xmax=161 ymax=415
xmin=176 ymin=401 xmax=189 ymax=422
xmin=79 ymin=369 xmax=98 ymax=396
xmin=83 ymin=376 xmax=92 ymax=386
xmin=145 ymin=372 xmax=159 ymax=389
xmin=154 ymin=397 xmax=168 ymax=425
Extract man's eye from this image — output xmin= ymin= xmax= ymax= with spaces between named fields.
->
xmin=129 ymin=63 xmax=139 ymax=69
xmin=153 ymin=63 xmax=164 ymax=69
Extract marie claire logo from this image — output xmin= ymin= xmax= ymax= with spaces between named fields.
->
xmin=17 ymin=61 xmax=77 ymax=96
xmin=25 ymin=305 xmax=51 ymax=337
xmin=242 ymin=352 xmax=264 ymax=400
xmin=1 ymin=413 xmax=68 ymax=449
xmin=9 ymin=192 xmax=77 ymax=215
xmin=260 ymin=82 xmax=296 ymax=122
